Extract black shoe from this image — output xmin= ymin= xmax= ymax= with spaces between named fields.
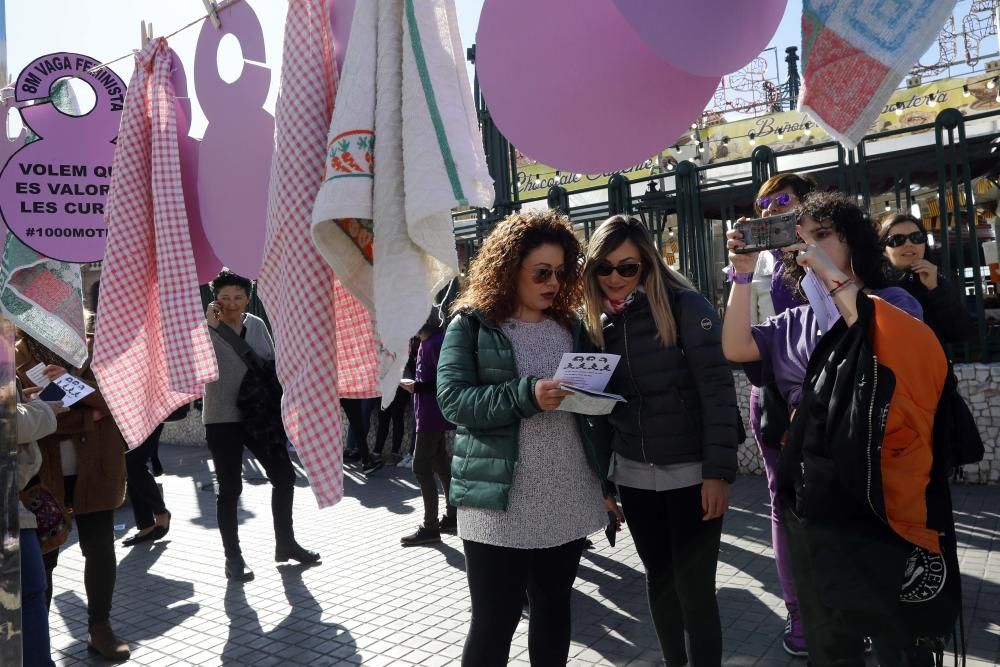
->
xmin=275 ymin=541 xmax=321 ymax=564
xmin=439 ymin=513 xmax=457 ymax=535
xmin=343 ymin=449 xmax=361 ymax=462
xmin=151 ymin=459 xmax=164 ymax=477
xmin=583 ymin=538 xmax=594 ymax=550
xmin=225 ymin=556 xmax=255 ymax=582
xmin=400 ymin=525 xmax=441 ymax=546
xmin=122 ymin=528 xmax=157 ymax=547
xmin=363 ymin=459 xmax=384 ymax=475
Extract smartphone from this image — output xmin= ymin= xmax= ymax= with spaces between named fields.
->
xmin=604 ymin=511 xmax=618 ymax=547
xmin=733 ymin=213 xmax=798 ymax=253
xmin=39 ymin=383 xmax=66 ymax=402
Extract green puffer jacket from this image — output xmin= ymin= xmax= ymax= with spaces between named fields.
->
xmin=437 ymin=310 xmax=612 ymax=511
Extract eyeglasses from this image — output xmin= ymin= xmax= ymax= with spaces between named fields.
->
xmin=884 ymin=231 xmax=927 ymax=248
xmin=756 ymin=192 xmax=793 ymax=211
xmin=593 ymin=261 xmax=642 ymax=278
xmin=525 ymin=266 xmax=567 ymax=284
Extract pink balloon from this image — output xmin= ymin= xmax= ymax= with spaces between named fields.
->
xmin=610 ymin=0 xmax=787 ymax=78
xmin=476 ymin=0 xmax=719 ymax=174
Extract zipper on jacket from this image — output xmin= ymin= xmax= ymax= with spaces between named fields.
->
xmin=622 ymin=312 xmax=649 ymax=464
xmin=865 ymin=353 xmax=888 ymax=524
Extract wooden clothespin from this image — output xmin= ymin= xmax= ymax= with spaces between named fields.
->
xmin=140 ymin=20 xmax=154 ymax=48
xmin=202 ymin=0 xmax=222 ymax=29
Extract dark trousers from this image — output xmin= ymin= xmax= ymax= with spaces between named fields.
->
xmin=341 ymin=397 xmax=378 ymax=463
xmin=125 ymin=423 xmax=168 ymax=530
xmin=374 ymin=387 xmax=408 ymax=456
xmin=412 ymin=431 xmax=454 ymax=528
xmin=205 ymin=422 xmax=297 ymax=558
xmin=462 ymin=538 xmax=585 ymax=667
xmin=784 ymin=509 xmax=913 ymax=667
xmin=21 ymin=529 xmax=55 ymax=667
xmin=619 ymin=483 xmax=723 ymax=667
xmin=43 ymin=478 xmax=116 ymax=625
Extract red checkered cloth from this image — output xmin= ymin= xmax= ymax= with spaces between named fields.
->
xmin=334 ymin=278 xmax=382 ymax=401
xmin=91 ymin=38 xmax=218 ymax=448
xmin=256 ymin=0 xmax=348 ymax=508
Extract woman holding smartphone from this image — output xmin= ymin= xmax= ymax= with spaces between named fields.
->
xmin=581 ymin=215 xmax=739 ymax=667
xmin=437 ymin=209 xmax=617 ymax=667
xmin=203 ymin=269 xmax=319 ymax=582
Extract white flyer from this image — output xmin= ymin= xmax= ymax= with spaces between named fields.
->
xmin=553 ymin=352 xmax=620 ymax=392
xmin=801 ymin=269 xmax=842 ymax=333
xmin=27 ymin=362 xmax=95 ymax=407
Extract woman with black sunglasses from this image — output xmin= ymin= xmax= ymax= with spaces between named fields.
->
xmin=581 ymin=215 xmax=740 ymax=667
xmin=879 ymin=211 xmax=972 ymax=347
xmin=437 ymin=209 xmax=615 ymax=666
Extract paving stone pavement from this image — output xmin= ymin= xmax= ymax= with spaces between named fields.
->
xmin=46 ymin=442 xmax=1000 ymax=667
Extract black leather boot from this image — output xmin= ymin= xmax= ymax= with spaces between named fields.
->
xmin=225 ymin=555 xmax=255 ymax=582
xmin=275 ymin=541 xmax=321 ymax=564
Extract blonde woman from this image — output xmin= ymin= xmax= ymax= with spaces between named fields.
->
xmin=582 ymin=215 xmax=739 ymax=667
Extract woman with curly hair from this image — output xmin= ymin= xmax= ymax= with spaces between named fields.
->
xmin=437 ymin=209 xmax=616 ymax=666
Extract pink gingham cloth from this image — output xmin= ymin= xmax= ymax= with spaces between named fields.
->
xmin=91 ymin=38 xmax=218 ymax=448
xmin=333 ymin=278 xmax=382 ymax=400
xmin=256 ymin=0 xmax=347 ymax=508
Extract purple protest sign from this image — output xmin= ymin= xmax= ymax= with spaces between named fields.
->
xmin=0 ymin=53 xmax=125 ymax=263
xmin=194 ymin=1 xmax=274 ymax=279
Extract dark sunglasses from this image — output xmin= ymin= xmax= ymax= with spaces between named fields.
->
xmin=756 ymin=192 xmax=793 ymax=210
xmin=884 ymin=231 xmax=927 ymax=248
xmin=593 ymin=261 xmax=642 ymax=278
xmin=525 ymin=266 xmax=568 ymax=284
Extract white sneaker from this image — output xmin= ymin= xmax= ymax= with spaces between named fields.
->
xmin=399 ymin=454 xmax=413 ymax=469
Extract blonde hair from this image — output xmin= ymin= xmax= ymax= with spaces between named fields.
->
xmin=582 ymin=216 xmax=693 ymax=349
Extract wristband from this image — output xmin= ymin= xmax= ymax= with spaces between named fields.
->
xmin=724 ymin=264 xmax=754 ymax=284
xmin=828 ymin=279 xmax=855 ymax=296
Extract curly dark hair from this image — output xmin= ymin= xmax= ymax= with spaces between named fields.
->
xmin=781 ymin=192 xmax=888 ymax=300
xmin=452 ymin=209 xmax=583 ymax=327
xmin=209 ymin=269 xmax=253 ymax=298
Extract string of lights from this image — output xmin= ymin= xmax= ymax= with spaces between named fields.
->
xmin=524 ymin=72 xmax=1000 ymax=189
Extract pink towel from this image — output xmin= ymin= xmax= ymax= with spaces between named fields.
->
xmin=256 ymin=0 xmax=348 ymax=508
xmin=91 ymin=38 xmax=218 ymax=447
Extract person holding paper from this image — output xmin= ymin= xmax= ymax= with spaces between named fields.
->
xmin=582 ymin=215 xmax=739 ymax=667
xmin=722 ymin=192 xmax=931 ymax=665
xmin=437 ymin=209 xmax=618 ymax=667
xmin=15 ymin=330 xmax=132 ymax=661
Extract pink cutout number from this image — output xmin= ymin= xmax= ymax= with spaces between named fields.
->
xmin=194 ymin=1 xmax=274 ymax=279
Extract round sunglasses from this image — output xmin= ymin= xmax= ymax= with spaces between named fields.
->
xmin=593 ymin=261 xmax=641 ymax=278
xmin=884 ymin=231 xmax=927 ymax=248
xmin=756 ymin=192 xmax=793 ymax=211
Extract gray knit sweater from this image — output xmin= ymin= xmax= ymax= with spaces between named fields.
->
xmin=203 ymin=314 xmax=274 ymax=425
xmin=458 ymin=318 xmax=607 ymax=549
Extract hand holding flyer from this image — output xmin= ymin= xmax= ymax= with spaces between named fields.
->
xmin=552 ymin=353 xmax=626 ymax=415
xmin=27 ymin=362 xmax=95 ymax=408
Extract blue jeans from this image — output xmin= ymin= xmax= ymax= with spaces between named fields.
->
xmin=20 ymin=529 xmax=55 ymax=667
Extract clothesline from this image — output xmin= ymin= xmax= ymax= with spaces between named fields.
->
xmin=86 ymin=0 xmax=245 ymax=74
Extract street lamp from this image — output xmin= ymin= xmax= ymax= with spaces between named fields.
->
xmin=633 ymin=180 xmax=674 ymax=250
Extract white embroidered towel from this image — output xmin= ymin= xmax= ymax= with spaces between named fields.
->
xmin=312 ymin=0 xmax=493 ymax=405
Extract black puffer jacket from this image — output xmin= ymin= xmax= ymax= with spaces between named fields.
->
xmin=602 ymin=288 xmax=739 ymax=481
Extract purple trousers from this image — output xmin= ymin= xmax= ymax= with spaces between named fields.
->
xmin=749 ymin=384 xmax=800 ymax=624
